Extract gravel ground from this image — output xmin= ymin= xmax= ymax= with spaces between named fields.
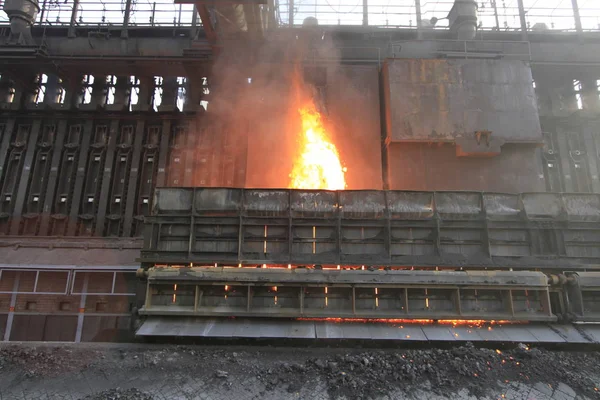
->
xmin=0 ymin=342 xmax=599 ymax=399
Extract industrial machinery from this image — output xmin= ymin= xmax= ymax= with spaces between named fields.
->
xmin=2 ymin=0 xmax=600 ymax=342
xmin=136 ymin=188 xmax=600 ymax=327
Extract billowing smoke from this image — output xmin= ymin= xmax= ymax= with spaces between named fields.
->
xmin=184 ymin=28 xmax=383 ymax=190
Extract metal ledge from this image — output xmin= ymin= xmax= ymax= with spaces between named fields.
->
xmin=136 ymin=317 xmax=599 ymax=343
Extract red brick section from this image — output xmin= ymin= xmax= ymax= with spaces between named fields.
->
xmin=14 ymin=294 xmax=82 ymax=313
xmin=3 ymin=271 xmax=134 ymax=315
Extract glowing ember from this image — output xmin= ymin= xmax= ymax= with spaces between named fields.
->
xmin=289 ymin=104 xmax=346 ymax=190
xmin=296 ymin=318 xmax=518 ymax=326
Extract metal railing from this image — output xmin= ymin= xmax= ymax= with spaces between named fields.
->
xmin=0 ymin=0 xmax=598 ymax=32
xmin=389 ymin=39 xmax=532 ymax=61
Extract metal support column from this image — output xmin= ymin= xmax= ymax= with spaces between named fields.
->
xmin=582 ymin=127 xmax=600 ymax=193
xmin=10 ymin=119 xmax=42 ymax=235
xmin=571 ymin=0 xmax=582 ymax=34
xmin=556 ymin=129 xmax=575 ymax=193
xmin=155 ymin=120 xmax=172 ymax=187
xmin=190 ymin=5 xmax=198 ymax=38
xmin=94 ymin=120 xmax=119 ymax=236
xmin=183 ymin=120 xmax=196 ymax=187
xmin=68 ymin=0 xmax=80 ymax=38
xmin=122 ymin=120 xmax=145 ymax=237
xmin=516 ymin=0 xmax=528 ymax=41
xmin=362 ymin=0 xmax=368 ymax=26
xmin=39 ymin=119 xmax=68 ymax=235
xmin=67 ymin=119 xmax=94 ymax=236
xmin=121 ymin=0 xmax=133 ymax=39
xmin=3 ymin=272 xmax=20 ymax=341
xmin=415 ymin=0 xmax=422 ymax=39
xmin=492 ymin=0 xmax=500 ymax=31
xmin=74 ymin=272 xmax=89 ymax=343
xmin=289 ymin=0 xmax=294 ymax=26
xmin=0 ymin=119 xmax=16 ymax=184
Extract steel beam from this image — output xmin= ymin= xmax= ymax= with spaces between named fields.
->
xmin=196 ymin=3 xmax=217 ymax=45
xmin=94 ymin=120 xmax=119 ymax=236
xmin=10 ymin=119 xmax=42 ymax=235
xmin=68 ymin=0 xmax=80 ymax=38
xmin=74 ymin=272 xmax=89 ymax=343
xmin=0 ymin=119 xmax=16 ymax=188
xmin=516 ymin=0 xmax=528 ymax=41
xmin=67 ymin=119 xmax=94 ymax=236
xmin=183 ymin=121 xmax=196 ymax=187
xmin=571 ymin=0 xmax=582 ymax=34
xmin=415 ymin=0 xmax=422 ymax=39
xmin=39 ymin=119 xmax=67 ymax=235
xmin=155 ymin=120 xmax=172 ymax=187
xmin=3 ymin=272 xmax=20 ymax=341
xmin=122 ymin=120 xmax=146 ymax=237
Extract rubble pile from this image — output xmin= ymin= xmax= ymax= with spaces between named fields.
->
xmin=0 ymin=346 xmax=97 ymax=377
xmin=1 ymin=343 xmax=600 ymax=399
xmin=83 ymin=388 xmax=153 ymax=400
xmin=246 ymin=343 xmax=600 ymax=399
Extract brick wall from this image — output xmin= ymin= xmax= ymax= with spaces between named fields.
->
xmin=0 ymin=269 xmax=137 ymax=342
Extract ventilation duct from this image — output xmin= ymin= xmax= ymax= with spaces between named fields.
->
xmin=448 ymin=0 xmax=478 ymax=40
xmin=2 ymin=0 xmax=39 ymax=44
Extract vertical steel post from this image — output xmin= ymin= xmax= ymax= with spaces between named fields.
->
xmin=3 ymin=272 xmax=20 ymax=341
xmin=121 ymin=0 xmax=133 ymax=39
xmin=10 ymin=119 xmax=42 ymax=235
xmin=122 ymin=120 xmax=145 ymax=237
xmin=516 ymin=0 xmax=528 ymax=41
xmin=155 ymin=120 xmax=172 ymax=187
xmin=288 ymin=0 xmax=294 ymax=26
xmin=362 ymin=0 xmax=368 ymax=26
xmin=74 ymin=272 xmax=89 ymax=343
xmin=67 ymin=119 xmax=94 ymax=236
xmin=39 ymin=0 xmax=47 ymax=25
xmin=68 ymin=0 xmax=80 ymax=38
xmin=0 ymin=119 xmax=16 ymax=184
xmin=94 ymin=120 xmax=119 ymax=236
xmin=415 ymin=0 xmax=423 ymax=39
xmin=40 ymin=119 xmax=67 ymax=235
xmin=492 ymin=0 xmax=500 ymax=31
xmin=151 ymin=2 xmax=156 ymax=26
xmin=190 ymin=5 xmax=198 ymax=38
xmin=571 ymin=0 xmax=583 ymax=34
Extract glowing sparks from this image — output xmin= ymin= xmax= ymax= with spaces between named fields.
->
xmin=289 ymin=104 xmax=346 ymax=190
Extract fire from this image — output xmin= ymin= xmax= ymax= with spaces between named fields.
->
xmin=289 ymin=103 xmax=346 ymax=190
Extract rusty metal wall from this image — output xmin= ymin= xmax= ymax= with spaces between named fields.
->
xmin=383 ymin=59 xmax=542 ymax=143
xmin=386 ymin=143 xmax=546 ymax=192
xmin=143 ymin=187 xmax=600 ymax=268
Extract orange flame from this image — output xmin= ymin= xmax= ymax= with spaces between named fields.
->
xmin=289 ymin=103 xmax=346 ymax=190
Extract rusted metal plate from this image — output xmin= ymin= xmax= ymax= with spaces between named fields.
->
xmin=383 ymin=59 xmax=542 ymax=144
xmin=387 ymin=191 xmax=434 ymax=220
xmin=386 ymin=144 xmax=546 ymax=193
xmin=339 ymin=191 xmax=386 ymax=219
xmin=562 ymin=194 xmax=600 ymax=221
xmin=435 ymin=192 xmax=482 ymax=220
xmin=521 ymin=193 xmax=563 ymax=220
xmin=484 ymin=193 xmax=521 ymax=220
xmin=153 ymin=188 xmax=193 ymax=214
xmin=194 ymin=188 xmax=242 ymax=214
